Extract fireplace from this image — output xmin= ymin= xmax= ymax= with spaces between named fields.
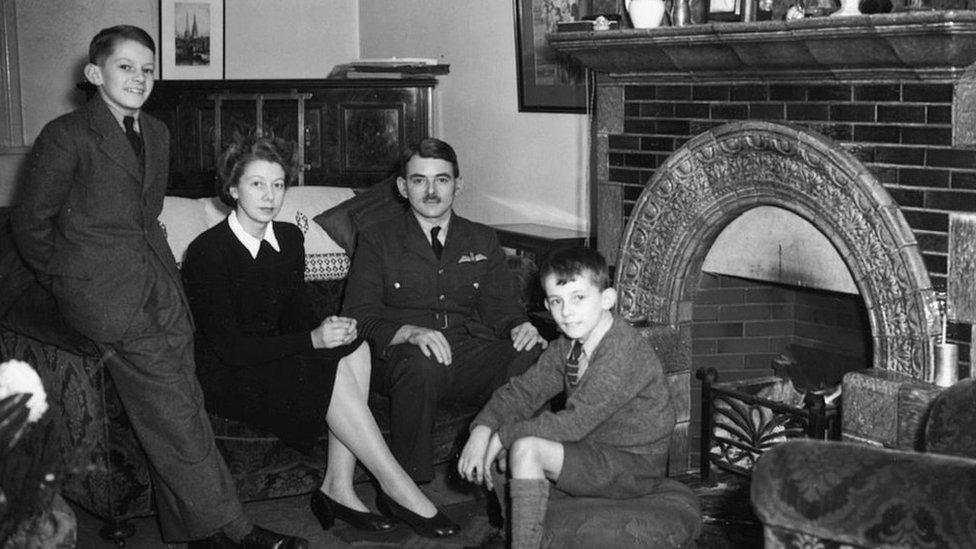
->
xmin=550 ymin=12 xmax=976 ymax=472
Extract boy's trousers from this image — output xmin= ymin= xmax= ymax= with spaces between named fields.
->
xmin=101 ymin=258 xmax=244 ymax=542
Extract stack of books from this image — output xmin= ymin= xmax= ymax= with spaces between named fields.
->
xmin=329 ymin=58 xmax=451 ymax=80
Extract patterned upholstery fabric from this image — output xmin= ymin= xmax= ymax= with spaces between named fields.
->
xmin=752 ymin=437 xmax=976 ymax=549
xmin=924 ymin=377 xmax=976 ymax=458
xmin=543 ymin=479 xmax=702 ymax=549
xmin=0 ymin=330 xmax=153 ymax=521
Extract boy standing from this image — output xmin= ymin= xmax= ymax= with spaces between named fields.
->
xmin=458 ymin=248 xmax=676 ymax=548
xmin=11 ymin=26 xmax=304 ymax=548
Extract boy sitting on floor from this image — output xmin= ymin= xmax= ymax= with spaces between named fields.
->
xmin=458 ymin=247 xmax=676 ymax=548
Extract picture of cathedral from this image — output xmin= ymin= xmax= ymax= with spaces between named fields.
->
xmin=174 ymin=2 xmax=211 ymax=66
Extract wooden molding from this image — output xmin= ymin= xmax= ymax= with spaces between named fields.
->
xmin=0 ymin=0 xmax=25 ymax=151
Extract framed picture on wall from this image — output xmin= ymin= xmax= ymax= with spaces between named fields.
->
xmin=159 ymin=0 xmax=225 ymax=80
xmin=513 ymin=0 xmax=589 ymax=113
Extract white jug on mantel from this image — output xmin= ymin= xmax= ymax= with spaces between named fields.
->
xmin=626 ymin=0 xmax=667 ymax=28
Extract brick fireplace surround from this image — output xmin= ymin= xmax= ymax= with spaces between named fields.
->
xmin=551 ymin=11 xmax=976 ymax=471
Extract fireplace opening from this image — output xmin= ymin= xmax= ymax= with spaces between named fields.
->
xmin=689 ymin=272 xmax=872 ymax=469
xmin=688 ymin=204 xmax=872 ymax=468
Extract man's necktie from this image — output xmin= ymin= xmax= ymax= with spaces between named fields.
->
xmin=123 ymin=116 xmax=142 ymax=158
xmin=567 ymin=340 xmax=583 ymax=386
xmin=430 ymin=226 xmax=443 ymax=259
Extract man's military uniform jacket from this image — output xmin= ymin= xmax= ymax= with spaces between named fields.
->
xmin=342 ymin=210 xmax=528 ymax=354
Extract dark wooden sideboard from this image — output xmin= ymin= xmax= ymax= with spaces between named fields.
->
xmin=142 ymin=78 xmax=436 ymax=197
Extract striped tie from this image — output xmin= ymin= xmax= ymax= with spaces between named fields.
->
xmin=566 ymin=340 xmax=583 ymax=386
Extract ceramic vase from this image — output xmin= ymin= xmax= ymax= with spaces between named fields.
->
xmin=831 ymin=0 xmax=861 ymax=16
xmin=626 ymin=0 xmax=666 ymax=29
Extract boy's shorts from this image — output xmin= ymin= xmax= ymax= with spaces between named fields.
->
xmin=554 ymin=441 xmax=665 ymax=499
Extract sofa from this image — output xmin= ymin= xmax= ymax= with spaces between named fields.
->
xmin=0 ymin=185 xmax=478 ymax=544
xmin=750 ymin=376 xmax=976 ymax=548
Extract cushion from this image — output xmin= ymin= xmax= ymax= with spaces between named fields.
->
xmin=274 ymin=186 xmax=352 ymax=256
xmin=160 ymin=196 xmax=215 ymax=265
xmin=313 ymin=175 xmax=408 ymax=255
xmin=543 ymin=479 xmax=702 ymax=548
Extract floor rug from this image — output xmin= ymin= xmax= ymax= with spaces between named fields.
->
xmin=331 ymin=497 xmax=494 ymax=548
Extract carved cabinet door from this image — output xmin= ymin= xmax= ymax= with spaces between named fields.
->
xmin=145 ymin=79 xmax=434 ymax=196
xmin=304 ymin=86 xmax=431 ymax=188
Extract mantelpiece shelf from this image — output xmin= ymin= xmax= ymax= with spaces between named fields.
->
xmin=549 ymin=11 xmax=976 ymax=82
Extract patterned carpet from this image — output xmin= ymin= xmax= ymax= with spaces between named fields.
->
xmin=73 ymin=469 xmax=761 ymax=547
xmin=331 ymin=496 xmax=495 ymax=548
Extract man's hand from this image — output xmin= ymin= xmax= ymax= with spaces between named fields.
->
xmin=458 ymin=425 xmax=493 ymax=485
xmin=392 ymin=324 xmax=453 ymax=365
xmin=483 ymin=432 xmax=506 ymax=491
xmin=510 ymin=321 xmax=547 ymax=352
xmin=311 ymin=316 xmax=358 ymax=349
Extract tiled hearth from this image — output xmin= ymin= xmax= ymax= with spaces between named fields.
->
xmin=552 ymin=11 xmax=976 ymax=471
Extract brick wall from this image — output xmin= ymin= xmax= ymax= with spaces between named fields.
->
xmin=608 ymin=81 xmax=972 ymax=370
xmin=689 ymin=272 xmax=870 ymax=467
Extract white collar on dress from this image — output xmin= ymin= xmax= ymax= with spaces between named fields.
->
xmin=228 ymin=210 xmax=280 ymax=259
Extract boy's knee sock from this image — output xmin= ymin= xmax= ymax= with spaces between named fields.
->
xmin=509 ymin=478 xmax=550 ymax=549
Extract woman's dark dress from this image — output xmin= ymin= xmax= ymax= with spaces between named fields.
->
xmin=182 ymin=218 xmax=359 ymax=453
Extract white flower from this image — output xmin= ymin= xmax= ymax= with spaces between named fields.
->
xmin=0 ymin=359 xmax=48 ymax=423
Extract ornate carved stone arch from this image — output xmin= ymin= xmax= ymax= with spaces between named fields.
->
xmin=616 ymin=121 xmax=940 ymax=379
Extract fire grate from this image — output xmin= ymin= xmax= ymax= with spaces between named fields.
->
xmin=696 ymin=367 xmax=841 ymax=480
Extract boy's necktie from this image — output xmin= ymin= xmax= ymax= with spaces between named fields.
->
xmin=430 ymin=226 xmax=443 ymax=259
xmin=566 ymin=340 xmax=583 ymax=386
xmin=123 ymin=116 xmax=142 ymax=158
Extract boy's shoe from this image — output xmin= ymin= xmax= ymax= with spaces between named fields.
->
xmin=187 ymin=525 xmax=309 ymax=548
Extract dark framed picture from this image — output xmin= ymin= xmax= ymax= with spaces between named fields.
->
xmin=513 ymin=0 xmax=590 ymax=113
xmin=159 ymin=0 xmax=225 ymax=80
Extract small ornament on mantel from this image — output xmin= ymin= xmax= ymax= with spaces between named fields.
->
xmin=831 ymin=0 xmax=862 ymax=15
xmin=626 ymin=0 xmax=666 ymax=28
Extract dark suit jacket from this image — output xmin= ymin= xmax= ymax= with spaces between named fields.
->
xmin=12 ymin=97 xmax=183 ymax=343
xmin=342 ymin=209 xmax=528 ymax=353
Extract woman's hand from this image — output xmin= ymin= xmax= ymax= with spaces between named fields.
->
xmin=311 ymin=316 xmax=358 ymax=349
xmin=458 ymin=425 xmax=493 ymax=485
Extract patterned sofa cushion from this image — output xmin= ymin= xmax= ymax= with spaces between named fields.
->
xmin=313 ymin=175 xmax=407 ymax=255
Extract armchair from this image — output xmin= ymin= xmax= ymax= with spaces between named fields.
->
xmin=751 ymin=377 xmax=976 ymax=548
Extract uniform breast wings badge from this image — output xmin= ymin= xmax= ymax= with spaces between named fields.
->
xmin=458 ymin=252 xmax=488 ymax=264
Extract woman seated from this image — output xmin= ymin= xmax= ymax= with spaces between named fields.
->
xmin=182 ymin=135 xmax=459 ymax=538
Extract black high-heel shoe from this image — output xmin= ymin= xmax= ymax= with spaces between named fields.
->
xmin=375 ymin=491 xmax=460 ymax=538
xmin=310 ymin=490 xmax=397 ymax=532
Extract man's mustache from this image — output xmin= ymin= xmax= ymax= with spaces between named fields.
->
xmin=423 ymin=195 xmax=441 ymax=203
